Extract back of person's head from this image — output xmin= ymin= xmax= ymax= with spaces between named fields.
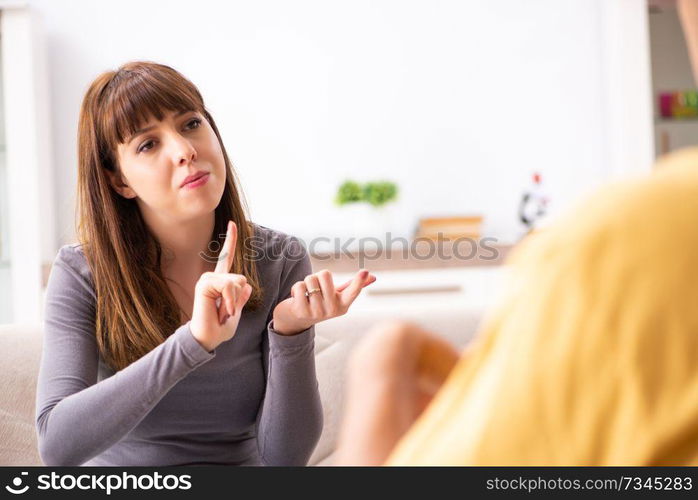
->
xmin=389 ymin=147 xmax=698 ymax=465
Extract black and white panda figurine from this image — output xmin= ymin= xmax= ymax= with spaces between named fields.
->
xmin=518 ymin=172 xmax=549 ymax=232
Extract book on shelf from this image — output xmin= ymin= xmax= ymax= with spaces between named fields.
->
xmin=414 ymin=215 xmax=483 ymax=241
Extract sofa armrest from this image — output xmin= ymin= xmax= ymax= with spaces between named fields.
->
xmin=0 ymin=323 xmax=44 ymax=466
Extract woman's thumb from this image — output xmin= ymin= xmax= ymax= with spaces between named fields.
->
xmin=236 ymin=283 xmax=253 ymax=310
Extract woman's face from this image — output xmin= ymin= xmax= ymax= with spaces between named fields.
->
xmin=112 ymin=109 xmax=226 ymax=223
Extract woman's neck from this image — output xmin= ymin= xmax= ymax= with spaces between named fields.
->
xmin=142 ymin=210 xmax=217 ymax=276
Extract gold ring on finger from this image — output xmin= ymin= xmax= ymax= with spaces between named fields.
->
xmin=305 ymin=288 xmax=322 ymax=297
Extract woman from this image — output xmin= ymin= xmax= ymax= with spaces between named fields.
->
xmin=35 ymin=61 xmax=374 ymax=466
xmin=337 ymin=147 xmax=698 ymax=466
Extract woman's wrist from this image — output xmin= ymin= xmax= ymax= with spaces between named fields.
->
xmin=271 ymin=316 xmax=313 ymax=336
xmin=189 ymin=327 xmax=218 ymax=352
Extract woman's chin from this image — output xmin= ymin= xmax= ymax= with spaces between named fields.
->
xmin=179 ymin=194 xmax=220 ymax=218
xmin=176 ymin=176 xmax=225 ymax=218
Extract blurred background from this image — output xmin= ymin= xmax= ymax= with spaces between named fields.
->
xmin=0 ymin=0 xmax=693 ymax=325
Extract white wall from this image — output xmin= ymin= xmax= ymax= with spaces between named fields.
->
xmin=600 ymin=0 xmax=655 ymax=178
xmin=1 ymin=5 xmax=56 ymax=321
xmin=24 ymin=0 xmax=651 ymax=249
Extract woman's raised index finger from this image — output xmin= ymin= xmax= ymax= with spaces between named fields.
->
xmin=215 ymin=220 xmax=237 ymax=273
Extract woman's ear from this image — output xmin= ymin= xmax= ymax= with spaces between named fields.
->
xmin=105 ymin=169 xmax=137 ymax=199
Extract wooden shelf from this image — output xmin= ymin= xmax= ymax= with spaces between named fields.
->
xmin=655 ymin=118 xmax=698 ymax=124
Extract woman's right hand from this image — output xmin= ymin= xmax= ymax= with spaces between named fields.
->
xmin=190 ymin=220 xmax=252 ymax=352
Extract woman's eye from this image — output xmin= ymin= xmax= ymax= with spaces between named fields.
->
xmin=135 ymin=119 xmax=200 ymax=153
xmin=137 ymin=141 xmax=154 ymax=153
xmin=186 ymin=118 xmax=202 ymax=129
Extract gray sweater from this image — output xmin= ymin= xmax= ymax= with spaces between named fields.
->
xmin=35 ymin=225 xmax=323 ymax=466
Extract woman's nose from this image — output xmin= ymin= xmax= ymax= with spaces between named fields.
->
xmin=171 ymin=135 xmax=196 ymax=166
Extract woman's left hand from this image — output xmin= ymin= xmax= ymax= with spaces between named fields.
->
xmin=272 ymin=269 xmax=376 ymax=336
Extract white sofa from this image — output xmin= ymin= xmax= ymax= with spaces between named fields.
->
xmin=0 ymin=305 xmax=485 ymax=466
xmin=0 ymin=323 xmax=43 ymax=466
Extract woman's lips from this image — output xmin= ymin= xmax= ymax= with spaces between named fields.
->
xmin=182 ymin=172 xmax=210 ymax=189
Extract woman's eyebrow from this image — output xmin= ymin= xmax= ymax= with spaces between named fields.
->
xmin=127 ymin=109 xmax=194 ymax=144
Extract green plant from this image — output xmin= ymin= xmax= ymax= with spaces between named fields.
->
xmin=363 ymin=181 xmax=398 ymax=207
xmin=335 ymin=181 xmax=363 ymax=205
xmin=335 ymin=180 xmax=398 ymax=207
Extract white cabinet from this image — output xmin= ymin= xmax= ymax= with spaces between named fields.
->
xmin=0 ymin=4 xmax=55 ymax=323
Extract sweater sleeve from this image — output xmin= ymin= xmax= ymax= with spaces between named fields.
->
xmin=256 ymin=237 xmax=323 ymax=466
xmin=35 ymin=246 xmax=215 ymax=466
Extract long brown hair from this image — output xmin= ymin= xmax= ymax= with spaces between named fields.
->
xmin=77 ymin=61 xmax=262 ymax=371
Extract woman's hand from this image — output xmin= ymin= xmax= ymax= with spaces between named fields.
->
xmin=190 ymin=221 xmax=252 ymax=352
xmin=272 ymin=269 xmax=376 ymax=336
xmin=336 ymin=321 xmax=460 ymax=465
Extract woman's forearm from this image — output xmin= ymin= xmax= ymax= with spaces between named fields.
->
xmin=36 ymin=323 xmax=213 ymax=465
xmin=255 ymin=323 xmax=323 ymax=466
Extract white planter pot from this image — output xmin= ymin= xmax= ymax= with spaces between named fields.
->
xmin=337 ymin=203 xmax=396 ymax=248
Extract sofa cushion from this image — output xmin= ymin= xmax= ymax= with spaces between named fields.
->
xmin=0 ymin=323 xmax=43 ymax=466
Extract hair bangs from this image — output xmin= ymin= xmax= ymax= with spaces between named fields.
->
xmin=98 ymin=66 xmax=205 ymax=154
